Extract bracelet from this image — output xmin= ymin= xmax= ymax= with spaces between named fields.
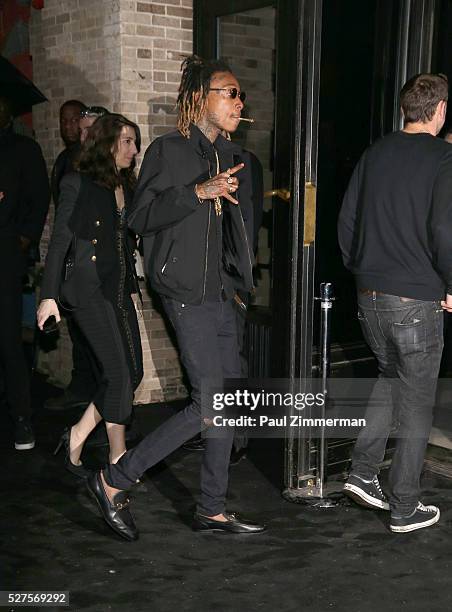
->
xmin=194 ymin=184 xmax=203 ymax=204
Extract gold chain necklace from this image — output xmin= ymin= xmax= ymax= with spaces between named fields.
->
xmin=213 ymin=150 xmax=222 ymax=217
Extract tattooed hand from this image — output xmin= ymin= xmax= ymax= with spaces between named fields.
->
xmin=195 ymin=162 xmax=244 ymax=205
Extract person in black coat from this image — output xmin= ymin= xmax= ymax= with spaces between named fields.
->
xmin=46 ymin=99 xmax=99 ymax=413
xmin=0 ymin=95 xmax=50 ymax=450
xmin=37 ymin=114 xmax=143 ymax=476
xmin=85 ymin=55 xmax=266 ymax=541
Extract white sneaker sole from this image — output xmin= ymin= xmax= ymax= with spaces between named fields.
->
xmin=15 ymin=441 xmax=35 ymax=450
xmin=390 ymin=509 xmax=440 ymax=533
xmin=343 ymin=483 xmax=390 ymax=510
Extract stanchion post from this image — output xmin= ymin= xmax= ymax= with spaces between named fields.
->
xmin=318 ymin=282 xmax=334 ymax=498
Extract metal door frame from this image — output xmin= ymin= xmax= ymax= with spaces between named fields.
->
xmin=285 ymin=0 xmax=442 ymax=499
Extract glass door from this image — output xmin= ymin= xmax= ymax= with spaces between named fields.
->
xmin=194 ymin=0 xmax=323 ymax=491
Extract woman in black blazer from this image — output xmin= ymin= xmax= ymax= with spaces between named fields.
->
xmin=37 ymin=114 xmax=143 ymax=476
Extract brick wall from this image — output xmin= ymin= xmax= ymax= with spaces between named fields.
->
xmin=119 ymin=0 xmax=193 ymax=151
xmin=30 ymin=0 xmax=194 ymax=403
xmin=30 ymin=0 xmax=122 ymax=178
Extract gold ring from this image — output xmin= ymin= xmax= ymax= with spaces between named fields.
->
xmin=227 ymin=177 xmax=233 ymax=184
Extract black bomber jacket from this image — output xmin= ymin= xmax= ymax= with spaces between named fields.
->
xmin=128 ymin=124 xmax=254 ymax=304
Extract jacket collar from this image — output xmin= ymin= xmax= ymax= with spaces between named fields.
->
xmin=187 ymin=123 xmax=242 ymax=161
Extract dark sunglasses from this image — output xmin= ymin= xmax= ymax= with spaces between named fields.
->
xmin=80 ymin=105 xmax=109 ymax=118
xmin=209 ymin=88 xmax=246 ymax=102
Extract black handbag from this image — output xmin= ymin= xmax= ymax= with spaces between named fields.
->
xmin=57 ymin=235 xmax=77 ymax=311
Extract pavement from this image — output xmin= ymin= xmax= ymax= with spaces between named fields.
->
xmin=1 ymin=375 xmax=452 ymax=612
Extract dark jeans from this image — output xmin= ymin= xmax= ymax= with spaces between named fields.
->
xmin=351 ymin=291 xmax=443 ymax=515
xmin=233 ymin=294 xmax=248 ymax=451
xmin=0 ymin=238 xmax=31 ymax=420
xmin=104 ymin=298 xmax=240 ymax=516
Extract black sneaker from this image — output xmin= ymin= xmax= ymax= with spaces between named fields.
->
xmin=14 ymin=417 xmax=35 ymax=450
xmin=230 ymin=447 xmax=247 ymax=466
xmin=343 ymin=474 xmax=390 ymax=510
xmin=390 ymin=502 xmax=440 ymax=533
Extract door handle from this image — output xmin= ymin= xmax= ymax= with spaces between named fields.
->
xmin=303 ymin=182 xmax=316 ymax=246
xmin=264 ymin=188 xmax=291 ymax=202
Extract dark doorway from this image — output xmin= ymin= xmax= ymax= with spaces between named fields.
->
xmin=316 ymin=0 xmax=377 ymax=347
xmin=194 ymin=0 xmax=303 ymax=380
xmin=194 ymin=0 xmax=447 ymax=496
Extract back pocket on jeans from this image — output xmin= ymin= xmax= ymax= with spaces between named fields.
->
xmin=392 ymin=310 xmax=427 ymax=353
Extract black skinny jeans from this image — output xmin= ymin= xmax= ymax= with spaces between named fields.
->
xmin=104 ymin=297 xmax=240 ymax=517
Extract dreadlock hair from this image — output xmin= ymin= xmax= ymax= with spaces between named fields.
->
xmin=176 ymin=54 xmax=232 ymax=138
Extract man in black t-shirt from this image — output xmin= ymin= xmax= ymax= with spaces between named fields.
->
xmin=338 ymin=73 xmax=452 ymax=533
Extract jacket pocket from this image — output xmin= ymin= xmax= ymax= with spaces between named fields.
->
xmin=60 ymin=239 xmax=101 ymax=309
xmin=160 ymin=240 xmax=175 ymax=275
xmin=157 ymin=240 xmax=194 ymax=292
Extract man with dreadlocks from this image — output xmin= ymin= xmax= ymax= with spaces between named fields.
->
xmin=86 ymin=55 xmax=266 ymax=540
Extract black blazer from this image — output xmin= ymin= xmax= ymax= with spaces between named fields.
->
xmin=41 ymin=172 xmax=136 ymax=308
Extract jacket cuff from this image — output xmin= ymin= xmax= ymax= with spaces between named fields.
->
xmin=186 ymin=182 xmax=204 ymax=207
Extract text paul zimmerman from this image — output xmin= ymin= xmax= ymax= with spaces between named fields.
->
xmin=212 ymin=415 xmax=366 ymax=428
xmin=209 ymin=390 xmax=365 ymax=429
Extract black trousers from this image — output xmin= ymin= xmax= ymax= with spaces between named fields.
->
xmin=73 ymin=290 xmax=143 ymax=424
xmin=104 ymin=298 xmax=240 ymax=517
xmin=0 ymin=238 xmax=31 ymax=420
xmin=233 ymin=295 xmax=249 ymax=451
xmin=66 ymin=315 xmax=99 ymax=401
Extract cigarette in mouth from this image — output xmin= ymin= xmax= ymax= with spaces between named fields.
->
xmin=238 ymin=117 xmax=254 ymax=123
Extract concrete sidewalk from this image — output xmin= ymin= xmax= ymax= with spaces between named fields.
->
xmin=1 ymin=378 xmax=452 ymax=612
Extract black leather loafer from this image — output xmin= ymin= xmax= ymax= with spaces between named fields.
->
xmin=183 ymin=435 xmax=206 ymax=451
xmin=87 ymin=472 xmax=138 ymax=541
xmin=192 ymin=511 xmax=266 ymax=534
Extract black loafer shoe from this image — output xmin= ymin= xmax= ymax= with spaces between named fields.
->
xmin=183 ymin=435 xmax=205 ymax=451
xmin=192 ymin=511 xmax=266 ymax=534
xmin=87 ymin=472 xmax=138 ymax=541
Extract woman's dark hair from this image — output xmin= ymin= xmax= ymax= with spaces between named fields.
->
xmin=76 ymin=113 xmax=141 ymax=190
xmin=176 ymin=54 xmax=232 ymax=138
